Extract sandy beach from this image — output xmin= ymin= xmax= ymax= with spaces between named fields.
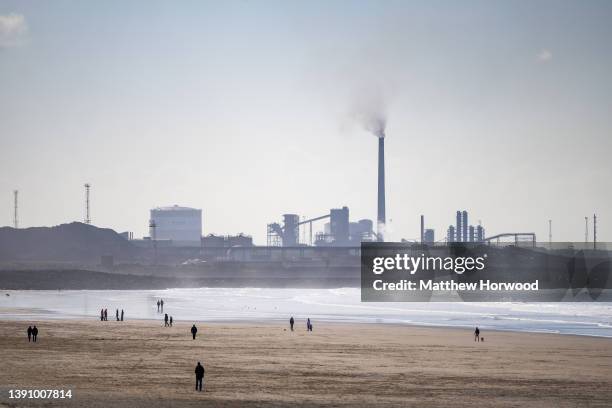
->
xmin=0 ymin=319 xmax=611 ymax=407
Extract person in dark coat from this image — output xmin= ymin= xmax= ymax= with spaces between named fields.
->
xmin=195 ymin=362 xmax=205 ymax=391
xmin=27 ymin=326 xmax=33 ymax=342
xmin=121 ymin=310 xmax=124 ymax=321
xmin=169 ymin=316 xmax=173 ymax=327
xmin=116 ymin=309 xmax=119 ymax=321
xmin=157 ymin=300 xmax=160 ymax=312
xmin=164 ymin=313 xmax=169 ymax=327
xmin=104 ymin=309 xmax=108 ymax=321
xmin=191 ymin=324 xmax=197 ymax=340
xmin=32 ymin=326 xmax=38 ymax=342
xmin=474 ymin=327 xmax=480 ymax=342
xmin=160 ymin=299 xmax=164 ymax=312
xmin=289 ymin=316 xmax=295 ymax=331
xmin=100 ymin=309 xmax=104 ymax=321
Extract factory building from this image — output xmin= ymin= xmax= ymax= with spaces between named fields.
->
xmin=268 ymin=206 xmax=374 ymax=247
xmin=462 ymin=211 xmax=468 ymax=243
xmin=150 ymin=205 xmax=202 ymax=247
xmin=419 ymin=215 xmax=435 ymax=244
xmin=202 ymin=233 xmax=253 ymax=247
xmin=448 ymin=210 xmax=486 ymax=243
xmin=447 ymin=225 xmax=456 ymax=243
xmin=330 ymin=206 xmax=350 ymax=245
xmin=456 ymin=211 xmax=462 ymax=242
xmin=476 ymin=225 xmax=485 ymax=242
xmin=317 ymin=207 xmax=374 ymax=246
xmin=424 ymin=229 xmax=435 ymax=243
xmin=350 ymin=219 xmax=374 ymax=243
xmin=282 ymin=214 xmax=299 ymax=246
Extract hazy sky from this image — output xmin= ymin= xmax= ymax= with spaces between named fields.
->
xmin=1 ymin=0 xmax=611 ymax=243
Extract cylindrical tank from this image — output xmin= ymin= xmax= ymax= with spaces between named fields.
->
xmin=283 ymin=214 xmax=299 ymax=246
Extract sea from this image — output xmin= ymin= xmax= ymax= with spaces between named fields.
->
xmin=1 ymin=288 xmax=612 ymax=337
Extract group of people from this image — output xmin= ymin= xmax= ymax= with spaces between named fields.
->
xmin=164 ymin=313 xmax=174 ymax=327
xmin=156 ymin=299 xmax=165 ymax=313
xmin=26 ymin=325 xmax=39 ymax=342
xmin=100 ymin=308 xmax=124 ymax=321
xmin=289 ymin=316 xmax=313 ymax=332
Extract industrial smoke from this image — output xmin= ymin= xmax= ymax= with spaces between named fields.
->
xmin=365 ymin=115 xmax=386 ymax=139
xmin=359 ymin=109 xmax=387 ymax=241
xmin=351 ymin=86 xmax=388 ymax=241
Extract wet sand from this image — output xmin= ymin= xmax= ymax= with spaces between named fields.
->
xmin=0 ymin=319 xmax=611 ymax=407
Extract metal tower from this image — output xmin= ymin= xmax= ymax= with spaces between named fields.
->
xmin=593 ymin=214 xmax=597 ymax=250
xmin=13 ymin=190 xmax=18 ymax=228
xmin=420 ymin=215 xmax=424 ymax=243
xmin=84 ymin=183 xmax=91 ymax=224
xmin=149 ymin=219 xmax=157 ymax=264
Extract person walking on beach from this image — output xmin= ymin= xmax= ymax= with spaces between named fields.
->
xmin=169 ymin=316 xmax=173 ymax=327
xmin=474 ymin=327 xmax=480 ymax=342
xmin=116 ymin=309 xmax=119 ymax=321
xmin=121 ymin=309 xmax=124 ymax=321
xmin=307 ymin=318 xmax=312 ymax=332
xmin=191 ymin=324 xmax=198 ymax=340
xmin=289 ymin=316 xmax=294 ymax=331
xmin=157 ymin=300 xmax=160 ymax=312
xmin=104 ymin=309 xmax=108 ymax=321
xmin=195 ymin=362 xmax=205 ymax=392
xmin=160 ymin=299 xmax=164 ymax=313
xmin=27 ymin=325 xmax=33 ymax=342
xmin=164 ymin=313 xmax=169 ymax=327
xmin=32 ymin=325 xmax=38 ymax=342
xmin=100 ymin=309 xmax=104 ymax=321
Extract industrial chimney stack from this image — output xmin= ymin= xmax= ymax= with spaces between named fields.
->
xmin=377 ymin=136 xmax=386 ymax=241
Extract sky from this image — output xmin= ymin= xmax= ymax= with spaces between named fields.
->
xmin=1 ymin=0 xmax=611 ymax=244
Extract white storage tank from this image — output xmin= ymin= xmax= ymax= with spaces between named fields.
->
xmin=150 ymin=205 xmax=202 ymax=246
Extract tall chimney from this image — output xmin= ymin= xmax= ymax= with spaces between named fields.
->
xmin=456 ymin=211 xmax=462 ymax=242
xmin=420 ymin=215 xmax=424 ymax=243
xmin=377 ymin=136 xmax=386 ymax=241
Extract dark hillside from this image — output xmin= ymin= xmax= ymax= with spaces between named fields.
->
xmin=0 ymin=222 xmax=139 ymax=263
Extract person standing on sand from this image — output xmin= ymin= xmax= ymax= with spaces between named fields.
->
xmin=100 ymin=309 xmax=104 ymax=321
xmin=121 ymin=309 xmax=124 ymax=321
xmin=306 ymin=318 xmax=311 ymax=332
xmin=32 ymin=325 xmax=38 ymax=342
xmin=157 ymin=300 xmax=160 ymax=312
xmin=169 ymin=316 xmax=173 ymax=327
xmin=474 ymin=327 xmax=480 ymax=342
xmin=289 ymin=316 xmax=295 ymax=331
xmin=164 ymin=313 xmax=169 ymax=327
xmin=116 ymin=309 xmax=119 ymax=321
xmin=191 ymin=324 xmax=197 ymax=339
xmin=160 ymin=299 xmax=164 ymax=312
xmin=104 ymin=309 xmax=108 ymax=321
xmin=27 ymin=326 xmax=33 ymax=342
xmin=195 ymin=362 xmax=205 ymax=392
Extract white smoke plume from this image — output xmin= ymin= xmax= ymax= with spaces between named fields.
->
xmin=0 ymin=13 xmax=27 ymax=48
xmin=351 ymin=84 xmax=388 ymax=138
